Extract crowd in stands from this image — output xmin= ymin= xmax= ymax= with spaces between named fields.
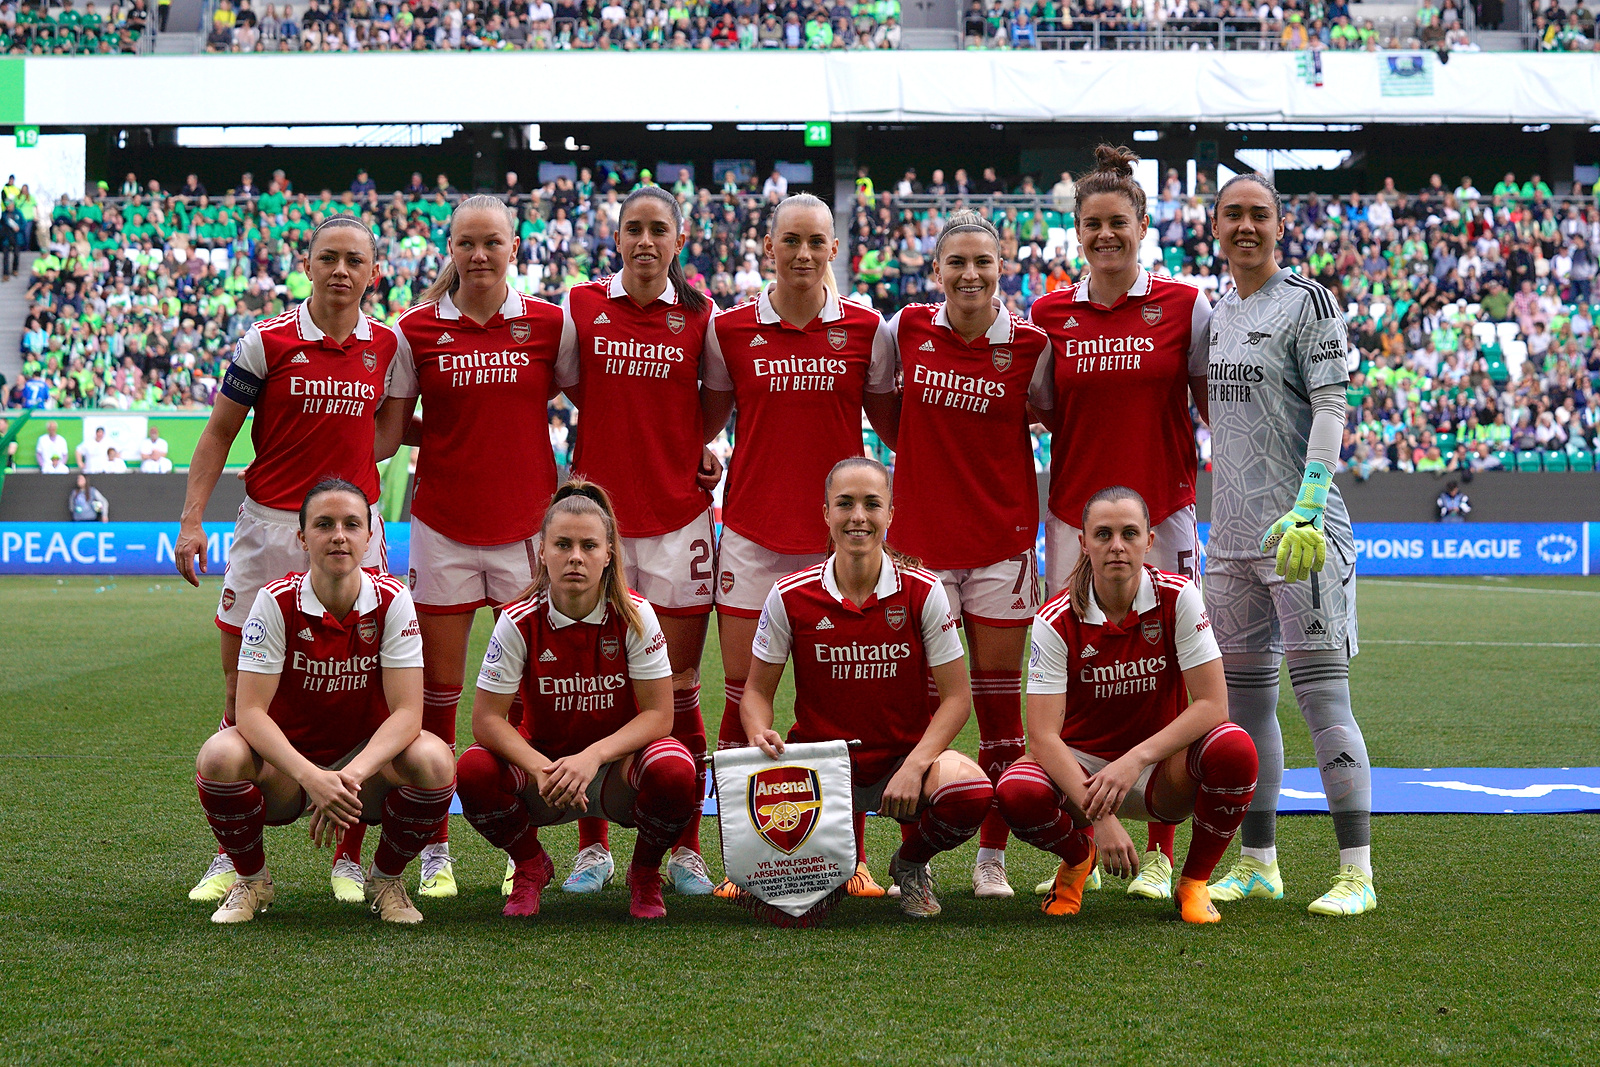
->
xmin=6 ymin=162 xmax=1599 ymax=476
xmin=960 ymin=0 xmax=1497 ymax=51
xmin=201 ymin=0 xmax=902 ymax=51
xmin=2 ymin=0 xmax=152 ymax=53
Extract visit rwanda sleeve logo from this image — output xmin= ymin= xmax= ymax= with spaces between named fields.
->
xmin=747 ymin=765 xmax=823 ymax=855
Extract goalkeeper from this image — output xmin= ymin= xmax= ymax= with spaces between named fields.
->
xmin=1200 ymin=173 xmax=1375 ymax=917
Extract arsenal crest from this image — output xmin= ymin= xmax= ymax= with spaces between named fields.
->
xmin=363 ymin=350 xmax=377 ymax=372
xmin=991 ymin=347 xmax=1013 ymax=372
xmin=1142 ymin=619 xmax=1163 ymax=645
xmin=885 ymin=605 xmax=907 ymax=630
xmin=747 ymin=765 xmax=823 ymax=855
xmin=601 ymin=636 xmax=620 ymax=660
xmin=666 ymin=310 xmax=685 ymax=334
xmin=720 ymin=571 xmax=736 ymax=594
xmin=827 ymin=327 xmax=847 ymax=351
xmin=408 ymin=568 xmax=417 ymax=589
xmin=1141 ymin=303 xmax=1163 ymax=326
xmin=358 ymin=617 xmax=378 ymax=644
xmin=509 ymin=321 xmax=531 ymax=344
xmin=221 ymin=589 xmax=235 ymax=612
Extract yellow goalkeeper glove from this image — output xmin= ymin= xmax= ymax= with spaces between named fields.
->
xmin=1260 ymin=460 xmax=1331 ymax=583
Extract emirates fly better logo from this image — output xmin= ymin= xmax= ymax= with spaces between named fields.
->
xmin=747 ymin=765 xmax=823 ymax=855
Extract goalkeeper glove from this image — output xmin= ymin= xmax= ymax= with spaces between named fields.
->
xmin=1260 ymin=460 xmax=1331 ymax=582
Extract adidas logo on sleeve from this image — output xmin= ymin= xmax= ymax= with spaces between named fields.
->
xmin=290 ymin=353 xmax=310 ymax=364
xmin=539 ymin=648 xmax=558 ymax=662
xmin=919 ymin=340 xmax=935 ymax=351
xmin=298 ymin=627 xmax=314 ymax=640
xmin=593 ymin=312 xmax=610 ymax=324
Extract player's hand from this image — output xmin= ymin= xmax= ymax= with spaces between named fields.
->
xmin=1094 ymin=816 xmax=1140 ymax=879
xmin=750 ymin=729 xmax=784 ymax=759
xmin=1260 ymin=460 xmax=1332 ymax=583
xmin=541 ymin=751 xmax=602 ymax=811
xmin=1082 ymin=755 xmax=1143 ymax=821
xmin=696 ymin=446 xmax=724 ymax=492
xmin=878 ymin=763 xmax=924 ymax=821
xmin=302 ymin=768 xmax=363 ymax=842
xmin=174 ymin=521 xmax=209 ymax=586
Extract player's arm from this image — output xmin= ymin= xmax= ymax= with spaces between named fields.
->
xmin=471 ymin=686 xmax=557 ymax=781
xmin=699 ymin=315 xmax=736 ymax=443
xmin=176 ymin=394 xmax=250 ymax=586
xmin=543 ymin=674 xmax=672 ymax=813
xmin=235 ymin=670 xmax=366 ymax=844
xmin=1083 ymin=658 xmax=1225 ymax=820
xmin=342 ymin=596 xmax=427 ymax=782
xmin=863 ymin=315 xmax=900 ymax=448
xmin=1023 ymin=616 xmax=1089 ymax=811
xmin=742 ymin=586 xmax=792 ymax=757
xmin=1026 ymin=333 xmax=1059 ymax=434
xmin=1187 ymin=289 xmax=1213 ymax=426
xmin=374 ymin=394 xmax=420 ymax=459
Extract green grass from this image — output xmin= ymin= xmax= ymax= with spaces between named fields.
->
xmin=2 ymin=575 xmax=1598 ymax=1066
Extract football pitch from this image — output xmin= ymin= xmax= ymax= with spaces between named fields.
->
xmin=2 ymin=575 xmax=1598 ymax=1066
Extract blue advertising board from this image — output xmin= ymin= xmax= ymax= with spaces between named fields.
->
xmin=0 ymin=520 xmax=1592 ymax=577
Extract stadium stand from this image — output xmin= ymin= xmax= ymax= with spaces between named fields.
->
xmin=3 ymin=0 xmax=155 ymax=52
xmin=2 ymin=165 xmax=1596 ymax=478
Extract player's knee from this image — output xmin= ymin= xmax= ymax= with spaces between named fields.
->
xmin=454 ymin=744 xmax=504 ymax=804
xmin=930 ymin=777 xmax=993 ymax=833
xmin=401 ymin=731 xmax=457 ymax=789
xmin=637 ymin=739 xmax=697 ymax=805
xmin=994 ymin=765 xmax=1057 ymax=828
xmin=1191 ymin=722 xmax=1259 ymax=786
xmin=195 ymin=729 xmax=253 ymax=781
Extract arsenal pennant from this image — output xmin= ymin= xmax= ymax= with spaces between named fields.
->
xmin=713 ymin=740 xmax=855 ymax=926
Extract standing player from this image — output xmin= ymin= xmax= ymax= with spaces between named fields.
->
xmin=194 ymin=478 xmax=456 ymax=925
xmin=1203 ymin=174 xmax=1376 ymax=916
xmin=995 ymin=486 xmax=1257 ymax=924
xmin=741 ymin=458 xmax=993 ymax=918
xmin=1028 ymin=145 xmax=1213 ymax=899
xmin=455 ymin=481 xmax=699 ymax=920
xmin=387 ymin=194 xmax=567 ymax=899
xmin=176 ymin=217 xmax=407 ymax=905
xmin=883 ymin=211 xmax=1051 ymax=899
xmin=701 ymin=193 xmax=899 ymax=896
xmin=557 ymin=186 xmax=723 ymax=897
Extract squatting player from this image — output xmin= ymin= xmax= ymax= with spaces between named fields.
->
xmin=883 ymin=210 xmax=1051 ymax=900
xmin=1204 ymin=174 xmax=1377 ymax=916
xmin=741 ymin=458 xmax=993 ymax=918
xmin=1028 ymin=146 xmax=1214 ymax=899
xmin=995 ymin=486 xmax=1258 ymax=924
xmin=700 ymin=193 xmax=899 ymax=897
xmin=193 ymin=478 xmax=456 ymax=925
xmin=556 ymin=185 xmax=725 ymax=898
xmin=456 ymin=481 xmax=700 ymax=921
xmin=176 ymin=217 xmax=409 ymax=905
xmin=386 ymin=194 xmax=568 ymax=900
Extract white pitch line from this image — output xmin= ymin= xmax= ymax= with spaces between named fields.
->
xmin=1363 ymin=579 xmax=1600 ymax=597
xmin=1366 ymin=639 xmax=1600 ymax=649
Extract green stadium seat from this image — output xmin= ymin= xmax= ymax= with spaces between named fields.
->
xmin=1568 ymin=448 xmax=1595 ymax=471
xmin=1516 ymin=450 xmax=1543 ymax=472
xmin=1542 ymin=450 xmax=1569 ymax=472
xmin=1485 ymin=357 xmax=1509 ymax=384
xmin=1494 ymin=449 xmax=1517 ymax=470
xmin=1436 ymin=432 xmax=1457 ymax=455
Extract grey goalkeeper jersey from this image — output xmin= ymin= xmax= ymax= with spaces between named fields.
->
xmin=1207 ymin=268 xmax=1353 ymax=560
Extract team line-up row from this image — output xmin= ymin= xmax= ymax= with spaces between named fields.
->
xmin=174 ymin=147 xmax=1377 ymax=926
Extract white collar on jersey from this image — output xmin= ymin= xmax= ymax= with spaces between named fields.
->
xmin=298 ymin=570 xmax=379 ymax=621
xmin=933 ymin=295 xmax=1015 ymax=344
xmin=756 ymin=282 xmax=843 ymax=327
xmin=437 ymin=287 xmax=525 ymax=322
xmin=1081 ymin=567 xmax=1158 ymax=627
xmin=606 ymin=271 xmax=678 ymax=305
xmin=820 ymin=550 xmax=901 ymax=607
xmin=1068 ymin=268 xmax=1153 ymax=309
xmin=546 ymin=593 xmax=609 ymax=629
xmin=297 ymin=299 xmax=373 ymax=343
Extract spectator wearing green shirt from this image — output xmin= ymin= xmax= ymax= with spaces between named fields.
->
xmin=1520 ymin=175 xmax=1552 ymax=200
xmin=284 ymin=261 xmax=312 ymax=302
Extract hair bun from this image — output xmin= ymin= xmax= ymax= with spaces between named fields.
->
xmin=1092 ymin=144 xmax=1139 ymax=178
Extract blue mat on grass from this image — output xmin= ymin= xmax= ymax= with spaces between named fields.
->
xmin=448 ymin=767 xmax=1600 ymax=817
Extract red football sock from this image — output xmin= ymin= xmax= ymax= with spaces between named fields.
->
xmin=422 ymin=683 xmax=463 ymax=844
xmin=898 ymin=778 xmax=993 ymax=865
xmin=715 ymin=679 xmax=746 ymax=749
xmin=994 ymin=762 xmax=1093 ymax=866
xmin=973 ymin=669 xmax=1024 ymax=851
xmin=577 ymin=817 xmax=610 ymax=852
xmin=373 ymin=780 xmax=456 ymax=878
xmin=671 ymin=683 xmax=706 ymax=853
xmin=1147 ymin=822 xmax=1177 ymax=861
xmin=335 ymin=821 xmax=366 ymax=865
xmin=1181 ymin=723 xmax=1259 ymax=882
xmin=853 ymin=810 xmax=869 ymax=863
xmin=456 ymin=744 xmax=543 ymax=863
xmin=197 ymin=775 xmax=267 ymax=878
xmin=628 ymin=738 xmax=698 ymax=870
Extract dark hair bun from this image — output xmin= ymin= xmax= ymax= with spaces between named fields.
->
xmin=1092 ymin=144 xmax=1139 ymax=178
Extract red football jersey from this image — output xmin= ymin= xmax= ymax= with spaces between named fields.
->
xmin=236 ymin=570 xmax=424 ymax=766
xmin=391 ymin=289 xmax=565 ymax=546
xmin=477 ymin=590 xmax=673 ymax=760
xmin=1027 ymin=566 xmax=1220 ymax=761
xmin=752 ymin=554 xmax=965 ymax=782
xmin=886 ymin=300 xmax=1052 ymax=569
xmin=220 ymin=302 xmax=400 ymax=512
xmin=1029 ymin=271 xmax=1212 ymax=527
xmin=559 ymin=275 xmax=715 ymax=538
xmin=703 ymin=287 xmax=896 ymax=555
